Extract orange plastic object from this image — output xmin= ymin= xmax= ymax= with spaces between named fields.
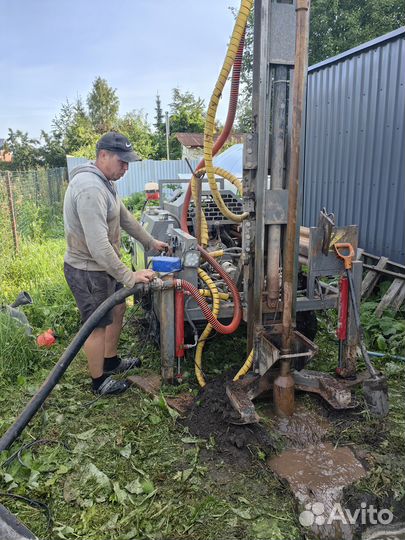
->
xmin=37 ymin=329 xmax=56 ymax=348
xmin=334 ymin=243 xmax=355 ymax=270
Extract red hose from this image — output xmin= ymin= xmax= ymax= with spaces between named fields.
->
xmin=180 ymin=34 xmax=245 ymax=232
xmin=178 ymin=279 xmax=241 ymax=335
xmin=175 ymin=289 xmax=185 ymax=358
xmin=177 ymin=243 xmax=242 ymax=334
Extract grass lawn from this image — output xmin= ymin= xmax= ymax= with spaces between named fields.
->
xmin=0 ymin=238 xmax=404 ymax=539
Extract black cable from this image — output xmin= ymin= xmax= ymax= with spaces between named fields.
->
xmin=0 ymin=492 xmax=52 ymax=531
xmin=0 ymin=283 xmax=147 ymax=452
xmin=16 ymin=439 xmax=69 ymax=468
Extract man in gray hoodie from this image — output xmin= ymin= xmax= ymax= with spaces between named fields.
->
xmin=64 ymin=131 xmax=169 ymax=395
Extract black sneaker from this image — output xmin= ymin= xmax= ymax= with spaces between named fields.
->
xmin=93 ymin=376 xmax=130 ymax=395
xmin=104 ymin=357 xmax=142 ymax=375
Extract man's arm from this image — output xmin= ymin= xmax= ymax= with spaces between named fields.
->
xmin=119 ymin=201 xmax=169 ymax=253
xmin=119 ymin=201 xmax=155 ymax=249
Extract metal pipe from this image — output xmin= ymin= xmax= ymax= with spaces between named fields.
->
xmin=267 ymin=65 xmax=288 ymax=309
xmin=175 ymin=289 xmax=185 ymax=359
xmin=253 ymin=0 xmax=272 ymax=333
xmin=282 ymin=0 xmax=310 ymax=352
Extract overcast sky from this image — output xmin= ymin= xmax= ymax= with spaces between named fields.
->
xmin=0 ymin=0 xmax=240 ymax=139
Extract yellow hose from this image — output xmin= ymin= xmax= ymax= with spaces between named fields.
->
xmin=203 ymin=0 xmax=252 ymax=223
xmin=191 ymin=171 xmax=209 ymax=246
xmin=233 ymin=349 xmax=254 ymax=381
xmin=199 ymin=166 xmax=243 ymax=195
xmin=207 ymin=249 xmax=224 ymax=258
xmin=191 ymin=165 xmax=243 ymax=246
xmin=195 ymin=268 xmax=221 ymax=387
xmin=199 ymin=289 xmax=230 ymax=301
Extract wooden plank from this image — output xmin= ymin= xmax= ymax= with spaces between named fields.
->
xmin=361 ymin=256 xmax=388 ymax=299
xmin=375 ymin=279 xmax=405 ymax=318
xmin=127 ymin=374 xmax=161 ymax=397
xmin=391 ymin=281 xmax=405 ymax=312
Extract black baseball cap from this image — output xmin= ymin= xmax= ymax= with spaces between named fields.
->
xmin=96 ymin=131 xmax=141 ymax=162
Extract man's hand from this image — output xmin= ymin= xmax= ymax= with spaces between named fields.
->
xmin=152 ymin=239 xmax=171 ymax=254
xmin=132 ymin=269 xmax=156 ymax=284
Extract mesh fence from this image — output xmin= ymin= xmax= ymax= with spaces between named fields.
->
xmin=0 ymin=167 xmax=67 ymax=253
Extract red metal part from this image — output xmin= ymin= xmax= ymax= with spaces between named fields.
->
xmin=146 ymin=192 xmax=159 ymax=200
xmin=337 ymin=276 xmax=349 ymax=341
xmin=175 ymin=289 xmax=185 ymax=358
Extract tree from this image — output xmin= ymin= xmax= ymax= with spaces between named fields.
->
xmin=6 ymin=129 xmax=42 ymax=170
xmin=154 ymin=93 xmax=164 ymax=133
xmin=117 ymin=111 xmax=156 ymax=159
xmin=51 ymin=99 xmax=75 ymax=142
xmin=234 ymin=0 xmax=405 ymax=130
xmin=309 ymin=0 xmax=405 ymax=64
xmin=65 ymin=98 xmax=98 ymax=155
xmin=39 ymin=130 xmax=67 ymax=167
xmin=169 ymin=88 xmax=206 ymax=159
xmin=152 ymin=93 xmax=167 ymax=159
xmin=87 ymin=77 xmax=119 ymax=134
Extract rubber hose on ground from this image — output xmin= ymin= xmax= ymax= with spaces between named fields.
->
xmin=0 ymin=283 xmax=147 ymax=452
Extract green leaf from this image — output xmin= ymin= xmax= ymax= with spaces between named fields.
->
xmin=181 ymin=436 xmax=206 ymax=444
xmin=75 ymin=427 xmax=97 ymax=440
xmin=141 ymin=478 xmax=155 ymax=494
xmin=148 ymin=414 xmax=162 ymax=425
xmin=376 ymin=334 xmax=387 ymax=351
xmin=17 ymin=375 xmax=26 ymax=386
xmin=119 ymin=443 xmax=132 ymax=459
xmin=173 ymin=468 xmax=193 ymax=482
xmin=82 ymin=463 xmax=111 ymax=490
xmin=113 ymin=481 xmax=128 ymax=505
xmin=231 ymin=507 xmax=252 ymax=520
xmin=125 ymin=478 xmax=144 ymax=495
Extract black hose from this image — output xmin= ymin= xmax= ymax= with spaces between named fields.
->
xmin=0 ymin=283 xmax=147 ymax=452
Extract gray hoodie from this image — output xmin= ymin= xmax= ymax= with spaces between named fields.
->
xmin=64 ymin=163 xmax=154 ymax=288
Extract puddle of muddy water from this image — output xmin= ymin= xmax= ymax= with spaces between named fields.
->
xmin=268 ymin=442 xmax=367 ymax=540
xmin=261 ymin=402 xmax=331 ymax=448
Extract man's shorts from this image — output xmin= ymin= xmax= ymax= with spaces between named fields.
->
xmin=64 ymin=263 xmax=124 ymax=328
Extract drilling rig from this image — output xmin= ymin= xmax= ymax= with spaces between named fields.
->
xmin=130 ymin=0 xmax=388 ymax=423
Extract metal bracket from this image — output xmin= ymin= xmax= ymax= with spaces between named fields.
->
xmin=243 ymin=133 xmax=258 ymax=170
xmin=264 ymin=189 xmax=289 ymax=224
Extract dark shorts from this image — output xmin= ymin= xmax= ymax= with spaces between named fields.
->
xmin=64 ymin=263 xmax=124 ymax=328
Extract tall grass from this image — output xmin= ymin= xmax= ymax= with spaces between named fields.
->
xmin=0 ymin=238 xmax=80 ymax=380
xmin=0 ymin=312 xmax=40 ymax=380
xmin=0 ymin=238 xmax=80 ymax=338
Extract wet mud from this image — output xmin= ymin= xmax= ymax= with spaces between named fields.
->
xmin=184 ymin=376 xmax=276 ymax=467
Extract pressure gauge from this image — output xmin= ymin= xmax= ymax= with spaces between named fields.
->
xmin=183 ymin=250 xmax=200 ymax=268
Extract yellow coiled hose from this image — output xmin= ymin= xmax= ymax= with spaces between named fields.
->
xmin=191 ymin=167 xmax=244 ymax=246
xmin=203 ymin=0 xmax=252 ymax=223
xmin=195 ymin=268 xmax=221 ymax=387
xmin=233 ymin=349 xmax=254 ymax=381
xmin=199 ymin=289 xmax=230 ymax=301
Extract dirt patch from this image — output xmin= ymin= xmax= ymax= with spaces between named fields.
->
xmin=184 ymin=376 xmax=276 ymax=467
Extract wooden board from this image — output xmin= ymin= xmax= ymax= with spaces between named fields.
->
xmin=375 ymin=279 xmax=405 ymax=318
xmin=361 ymin=256 xmax=388 ymax=299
